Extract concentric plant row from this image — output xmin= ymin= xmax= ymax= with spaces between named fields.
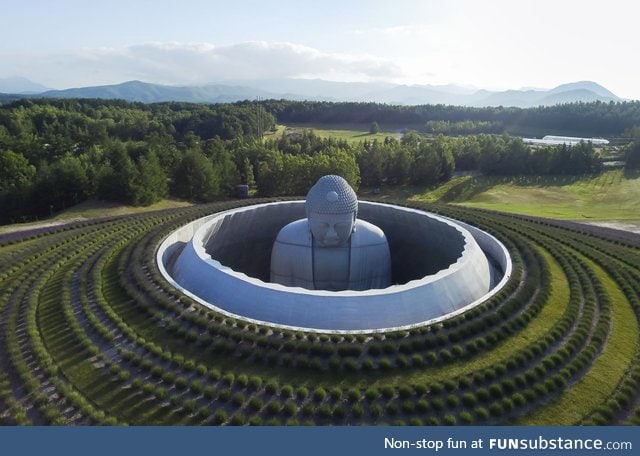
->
xmin=0 ymin=199 xmax=639 ymax=425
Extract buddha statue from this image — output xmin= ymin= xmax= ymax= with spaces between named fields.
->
xmin=270 ymin=175 xmax=391 ymax=291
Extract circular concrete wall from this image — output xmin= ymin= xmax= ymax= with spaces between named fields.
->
xmin=157 ymin=201 xmax=512 ymax=332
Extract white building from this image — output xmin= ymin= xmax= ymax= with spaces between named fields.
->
xmin=522 ymin=135 xmax=610 ymax=146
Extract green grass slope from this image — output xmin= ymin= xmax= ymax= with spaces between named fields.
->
xmin=1 ymin=199 xmax=639 ymax=425
xmin=407 ymin=169 xmax=640 ymax=221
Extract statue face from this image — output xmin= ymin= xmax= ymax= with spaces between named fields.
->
xmin=308 ymin=212 xmax=355 ymax=247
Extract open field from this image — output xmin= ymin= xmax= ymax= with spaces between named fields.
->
xmin=368 ymin=169 xmax=640 ymax=224
xmin=271 ymin=124 xmax=639 ymax=224
xmin=264 ymin=124 xmax=401 ymax=144
xmin=1 ymin=198 xmax=639 ymax=425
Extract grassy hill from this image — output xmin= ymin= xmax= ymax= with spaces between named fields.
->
xmin=2 ymin=198 xmax=639 ymax=425
xmin=284 ymin=125 xmax=638 ymax=224
xmin=370 ymin=169 xmax=640 ymax=223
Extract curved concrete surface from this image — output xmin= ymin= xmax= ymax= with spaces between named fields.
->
xmin=157 ymin=201 xmax=512 ymax=332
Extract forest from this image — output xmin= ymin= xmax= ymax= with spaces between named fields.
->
xmin=264 ymin=99 xmax=640 ymax=136
xmin=0 ymin=98 xmax=638 ymax=224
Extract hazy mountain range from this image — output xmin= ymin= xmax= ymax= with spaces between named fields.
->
xmin=0 ymin=76 xmax=51 ymax=94
xmin=0 ymin=77 xmax=624 ymax=108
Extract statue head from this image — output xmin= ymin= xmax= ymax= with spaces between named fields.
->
xmin=306 ymin=175 xmax=358 ymax=247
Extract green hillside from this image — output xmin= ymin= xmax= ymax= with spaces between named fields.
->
xmin=2 ymin=199 xmax=640 ymax=425
xmin=405 ymin=169 xmax=640 ymax=221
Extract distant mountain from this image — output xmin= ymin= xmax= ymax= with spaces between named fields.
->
xmin=222 ymin=78 xmax=396 ymax=101
xmin=0 ymin=78 xmax=625 ymax=107
xmin=473 ymin=89 xmax=549 ymax=108
xmin=476 ymin=81 xmax=622 ymax=107
xmin=357 ymin=84 xmax=465 ymax=105
xmin=547 ymin=81 xmax=619 ymax=99
xmin=538 ymin=88 xmax=616 ymax=106
xmin=0 ymin=77 xmax=51 ymax=94
xmin=37 ymin=80 xmax=280 ymax=103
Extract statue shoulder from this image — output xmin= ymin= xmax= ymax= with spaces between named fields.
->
xmin=274 ymin=218 xmax=311 ymax=246
xmin=352 ymin=220 xmax=388 ymax=247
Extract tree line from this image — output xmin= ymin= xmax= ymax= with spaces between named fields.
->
xmin=0 ymin=98 xmax=631 ymax=224
xmin=0 ymin=99 xmax=273 ymax=223
xmin=450 ymin=135 xmax=602 ymax=175
xmin=263 ymin=100 xmax=640 ymax=137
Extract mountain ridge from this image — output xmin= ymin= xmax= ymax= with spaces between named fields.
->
xmin=0 ymin=78 xmax=625 ymax=107
xmin=0 ymin=76 xmax=51 ymax=94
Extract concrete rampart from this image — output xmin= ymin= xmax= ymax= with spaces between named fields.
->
xmin=157 ymin=201 xmax=512 ymax=332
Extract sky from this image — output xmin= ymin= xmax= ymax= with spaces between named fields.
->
xmin=1 ymin=0 xmax=639 ymax=99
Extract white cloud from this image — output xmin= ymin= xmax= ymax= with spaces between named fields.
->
xmin=2 ymin=41 xmax=403 ymax=88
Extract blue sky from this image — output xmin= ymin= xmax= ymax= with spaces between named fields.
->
xmin=2 ymin=0 xmax=639 ymax=99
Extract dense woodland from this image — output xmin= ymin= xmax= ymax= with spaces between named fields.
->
xmin=264 ymin=100 xmax=640 ymax=136
xmin=1 ymin=98 xmax=639 ymax=224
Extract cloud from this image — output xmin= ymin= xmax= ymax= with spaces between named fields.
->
xmin=3 ymin=41 xmax=404 ymax=88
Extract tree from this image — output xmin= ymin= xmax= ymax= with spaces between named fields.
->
xmin=255 ymin=150 xmax=285 ymax=196
xmin=452 ymin=136 xmax=481 ymax=171
xmin=411 ymin=142 xmax=441 ymax=185
xmin=387 ymin=144 xmax=412 ymax=185
xmin=0 ymin=149 xmax=35 ymax=194
xmin=32 ymin=154 xmax=90 ymax=213
xmin=97 ymin=141 xmax=137 ymax=203
xmin=357 ymin=140 xmax=387 ymax=186
xmin=130 ymin=150 xmax=168 ymax=205
xmin=241 ymin=157 xmax=256 ymax=187
xmin=369 ymin=121 xmax=381 ymax=134
xmin=401 ymin=131 xmax=421 ymax=147
xmin=407 ymin=135 xmax=455 ymax=185
xmin=502 ymin=137 xmax=529 ymax=175
xmin=478 ymin=135 xmax=505 ymax=175
xmin=309 ymin=148 xmax=360 ymax=191
xmin=432 ymin=135 xmax=455 ymax=181
xmin=206 ymin=139 xmax=239 ymax=194
xmin=172 ymin=148 xmax=220 ymax=201
xmin=529 ymin=147 xmax=553 ymax=174
xmin=568 ymin=141 xmax=601 ymax=174
xmin=625 ymin=140 xmax=640 ymax=169
xmin=0 ymin=149 xmax=36 ymax=223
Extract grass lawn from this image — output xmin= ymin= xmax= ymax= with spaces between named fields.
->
xmin=265 ymin=124 xmax=401 ymax=144
xmin=389 ymin=169 xmax=640 ymax=222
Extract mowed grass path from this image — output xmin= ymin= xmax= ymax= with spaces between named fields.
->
xmin=408 ymin=169 xmax=640 ymax=221
xmin=516 ymin=264 xmax=638 ymax=425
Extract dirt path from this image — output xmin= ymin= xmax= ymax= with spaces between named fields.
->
xmin=0 ymin=218 xmax=86 ymax=236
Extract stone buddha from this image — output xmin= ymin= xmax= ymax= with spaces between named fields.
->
xmin=270 ymin=175 xmax=391 ymax=291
